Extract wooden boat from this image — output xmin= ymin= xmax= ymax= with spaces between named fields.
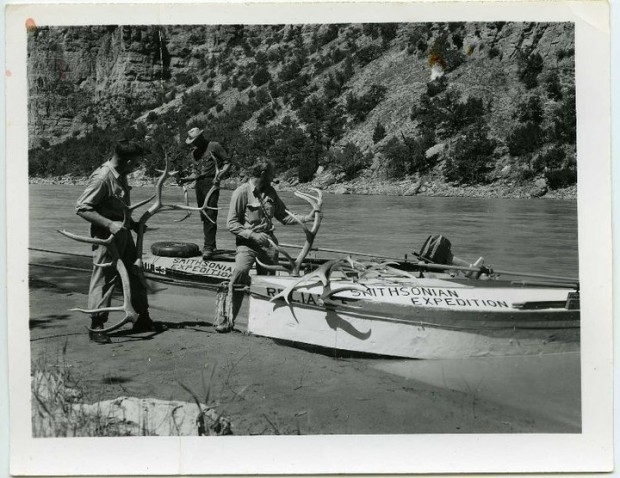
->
xmin=248 ymin=273 xmax=580 ymax=360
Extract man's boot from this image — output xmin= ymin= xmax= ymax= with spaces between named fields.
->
xmin=89 ymin=316 xmax=111 ymax=344
xmin=131 ymin=313 xmax=168 ymax=333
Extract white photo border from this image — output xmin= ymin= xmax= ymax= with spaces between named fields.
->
xmin=6 ymin=1 xmax=613 ymax=475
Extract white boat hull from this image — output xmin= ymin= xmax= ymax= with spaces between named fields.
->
xmin=248 ymin=276 xmax=579 ymax=359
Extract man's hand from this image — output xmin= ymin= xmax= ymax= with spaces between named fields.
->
xmin=251 ymin=232 xmax=272 ymax=247
xmin=304 ymin=210 xmax=323 ymax=223
xmin=108 ymin=221 xmax=126 ymax=235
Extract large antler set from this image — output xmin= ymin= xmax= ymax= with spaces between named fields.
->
xmin=268 ymin=256 xmax=421 ymax=306
xmin=59 ymin=151 xmax=218 ymax=334
xmin=133 ymin=151 xmax=220 ymax=269
xmin=256 ymin=188 xmax=323 ymax=277
xmin=58 ymin=198 xmax=152 ymax=333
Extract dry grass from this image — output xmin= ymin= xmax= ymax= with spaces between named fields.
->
xmin=31 ymin=346 xmax=232 ymax=437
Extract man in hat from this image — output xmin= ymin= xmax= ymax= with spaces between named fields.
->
xmin=221 ymin=158 xmax=318 ymax=333
xmin=76 ymin=140 xmax=167 ymax=344
xmin=179 ymin=127 xmax=232 ymax=260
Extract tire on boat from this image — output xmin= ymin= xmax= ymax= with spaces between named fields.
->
xmin=150 ymin=241 xmax=201 ymax=258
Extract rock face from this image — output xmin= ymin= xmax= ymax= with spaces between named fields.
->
xmin=27 ymin=22 xmax=576 ymax=198
xmin=27 ymin=25 xmax=232 ymax=147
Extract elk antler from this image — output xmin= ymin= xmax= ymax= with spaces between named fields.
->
xmin=57 ymin=228 xmax=140 ymax=334
xmin=269 ymin=257 xmax=349 ymax=304
xmin=133 ymin=153 xmax=220 ymax=269
xmin=256 ymin=188 xmax=323 ymax=277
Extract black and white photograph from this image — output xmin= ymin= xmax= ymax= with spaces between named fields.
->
xmin=5 ymin=1 xmax=613 ymax=475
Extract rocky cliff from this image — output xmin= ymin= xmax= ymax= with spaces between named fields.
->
xmin=28 ymin=22 xmax=576 ymax=197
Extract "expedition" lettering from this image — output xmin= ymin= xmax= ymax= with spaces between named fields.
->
xmin=170 ymin=258 xmax=232 ymax=277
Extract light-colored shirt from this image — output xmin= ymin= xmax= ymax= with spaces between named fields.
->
xmin=227 ymin=180 xmax=297 ymax=244
xmin=76 ymin=161 xmax=131 ymax=224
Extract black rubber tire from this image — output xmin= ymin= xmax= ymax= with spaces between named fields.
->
xmin=150 ymin=241 xmax=201 ymax=258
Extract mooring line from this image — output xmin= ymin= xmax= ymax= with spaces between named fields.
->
xmin=29 ymin=262 xmax=91 ymax=273
xmin=29 ymin=247 xmax=91 ymax=259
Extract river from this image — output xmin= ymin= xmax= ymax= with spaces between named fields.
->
xmin=27 ymin=184 xmax=581 ymax=431
xmin=29 ymin=184 xmax=579 ymax=278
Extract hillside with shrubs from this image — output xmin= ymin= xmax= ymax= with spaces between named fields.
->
xmin=28 ymin=22 xmax=576 ymax=197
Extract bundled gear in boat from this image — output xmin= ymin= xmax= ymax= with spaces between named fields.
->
xmin=418 ymin=234 xmax=454 ymax=265
xmin=214 ymin=281 xmax=234 ymax=333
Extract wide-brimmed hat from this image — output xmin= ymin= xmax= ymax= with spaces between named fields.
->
xmin=185 ymin=127 xmax=204 ymax=145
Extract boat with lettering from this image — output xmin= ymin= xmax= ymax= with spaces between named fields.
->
xmin=247 ymin=261 xmax=580 ymax=359
xmin=55 ymin=154 xmax=580 ymax=356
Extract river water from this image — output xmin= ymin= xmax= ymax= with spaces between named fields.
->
xmin=29 ymin=184 xmax=579 ymax=278
xmin=28 ymin=184 xmax=581 ymax=431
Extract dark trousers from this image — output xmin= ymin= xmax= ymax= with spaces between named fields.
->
xmin=195 ymin=178 xmax=220 ymax=250
xmin=88 ymin=229 xmax=149 ymax=323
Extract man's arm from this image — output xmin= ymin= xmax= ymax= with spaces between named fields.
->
xmin=210 ymin=142 xmax=231 ymax=181
xmin=227 ymin=188 xmax=271 ymax=246
xmin=227 ymin=188 xmax=252 ymax=240
xmin=272 ymin=192 xmax=317 ymax=225
xmin=77 ymin=210 xmax=125 ymax=235
xmin=75 ymin=176 xmax=125 ymax=235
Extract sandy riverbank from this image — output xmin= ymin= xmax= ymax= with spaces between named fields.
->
xmin=27 ymin=261 xmax=580 ymax=436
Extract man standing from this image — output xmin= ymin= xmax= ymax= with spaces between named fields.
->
xmin=180 ymin=127 xmax=232 ymax=260
xmin=223 ymin=158 xmax=316 ymax=333
xmin=76 ymin=140 xmax=167 ymax=344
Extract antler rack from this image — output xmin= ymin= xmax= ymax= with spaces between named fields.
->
xmin=256 ymin=188 xmax=323 ymax=277
xmin=58 ymin=149 xmax=218 ymax=334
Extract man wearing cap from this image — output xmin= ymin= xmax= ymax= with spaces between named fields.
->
xmin=75 ymin=140 xmax=167 ymax=344
xmin=179 ymin=127 xmax=232 ymax=260
xmin=221 ymin=158 xmax=318 ymax=333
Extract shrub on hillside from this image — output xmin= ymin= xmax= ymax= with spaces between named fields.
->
xmin=556 ymin=48 xmax=574 ymax=61
xmin=532 ymin=145 xmax=566 ymax=172
xmin=514 ymin=95 xmax=544 ymax=125
xmin=324 ymin=73 xmax=343 ymax=100
xmin=381 ymin=134 xmax=429 ymax=178
xmin=429 ymin=33 xmax=465 ymax=71
xmin=255 ymin=87 xmax=271 ymax=106
xmin=355 ymin=44 xmax=382 ymax=66
xmin=507 ymin=121 xmax=543 ymax=156
xmin=426 ymin=77 xmax=448 ymax=97
xmin=379 ymin=23 xmax=398 ymax=47
xmin=320 ymin=24 xmax=340 ymax=46
xmin=256 ymin=107 xmax=276 ymax=126
xmin=252 ymin=67 xmax=271 ymax=87
xmin=329 ymin=142 xmax=372 ymax=180
xmin=444 ymin=123 xmax=496 ymax=184
xmin=362 ymin=24 xmax=380 ymax=39
xmin=182 ymin=90 xmax=217 ymax=116
xmin=412 ymin=90 xmax=486 ymax=139
xmin=518 ymin=51 xmax=544 ymax=89
xmin=545 ymin=168 xmax=577 ymax=189
xmin=381 ymin=137 xmax=410 ymax=179
xmin=174 ymin=72 xmax=198 ymax=88
xmin=549 ymin=91 xmax=576 ymax=144
xmin=373 ymin=122 xmax=387 ymax=143
xmin=345 ymin=84 xmax=387 ymax=122
xmin=544 ymin=71 xmax=563 ymax=101
xmin=488 ymin=46 xmax=501 ymax=59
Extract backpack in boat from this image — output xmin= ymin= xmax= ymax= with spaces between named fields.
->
xmin=418 ymin=234 xmax=454 ymax=265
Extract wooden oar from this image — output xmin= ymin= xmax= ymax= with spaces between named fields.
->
xmin=279 ymin=243 xmax=407 ymax=262
xmin=279 ymin=243 xmax=578 ymax=284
